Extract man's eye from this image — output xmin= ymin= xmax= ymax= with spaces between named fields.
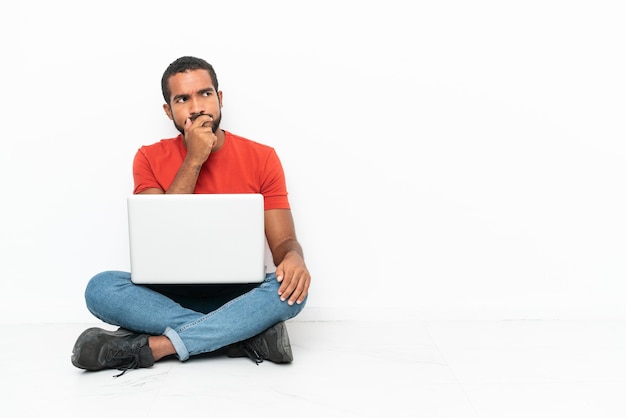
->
xmin=176 ymin=97 xmax=187 ymax=103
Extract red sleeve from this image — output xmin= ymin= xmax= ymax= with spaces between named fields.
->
xmin=261 ymin=149 xmax=290 ymax=210
xmin=132 ymin=148 xmax=163 ymax=194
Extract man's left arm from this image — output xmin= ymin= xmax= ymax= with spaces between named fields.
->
xmin=265 ymin=209 xmax=311 ymax=306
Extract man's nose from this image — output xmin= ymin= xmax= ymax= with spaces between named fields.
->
xmin=188 ymin=97 xmax=203 ymax=115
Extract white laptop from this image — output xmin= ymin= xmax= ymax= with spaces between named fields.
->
xmin=127 ymin=193 xmax=266 ymax=284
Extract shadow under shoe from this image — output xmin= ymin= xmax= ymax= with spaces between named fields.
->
xmin=71 ymin=327 xmax=155 ymax=376
xmin=226 ymin=321 xmax=293 ymax=364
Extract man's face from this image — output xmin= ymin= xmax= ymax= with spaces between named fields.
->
xmin=163 ymin=69 xmax=222 ymax=135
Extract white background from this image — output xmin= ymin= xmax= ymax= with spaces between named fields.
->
xmin=1 ymin=0 xmax=625 ymax=323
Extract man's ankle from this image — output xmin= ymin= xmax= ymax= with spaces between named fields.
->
xmin=148 ymin=335 xmax=176 ymax=361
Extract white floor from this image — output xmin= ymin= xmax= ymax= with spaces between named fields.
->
xmin=4 ymin=318 xmax=626 ymax=417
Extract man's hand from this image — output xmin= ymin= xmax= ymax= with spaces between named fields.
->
xmin=183 ymin=114 xmax=217 ymax=164
xmin=275 ymin=251 xmax=311 ymax=306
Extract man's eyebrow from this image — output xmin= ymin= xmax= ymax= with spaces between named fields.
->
xmin=172 ymin=93 xmax=189 ymax=102
xmin=171 ymin=87 xmax=215 ymax=102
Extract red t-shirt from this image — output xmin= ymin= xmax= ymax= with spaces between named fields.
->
xmin=133 ymin=130 xmax=290 ymax=211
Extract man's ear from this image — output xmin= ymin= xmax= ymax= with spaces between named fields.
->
xmin=163 ymin=103 xmax=173 ymax=120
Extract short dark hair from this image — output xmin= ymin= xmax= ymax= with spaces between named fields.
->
xmin=161 ymin=56 xmax=219 ymax=104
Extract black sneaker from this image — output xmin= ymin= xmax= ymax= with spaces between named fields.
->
xmin=71 ymin=327 xmax=155 ymax=376
xmin=227 ymin=321 xmax=293 ymax=364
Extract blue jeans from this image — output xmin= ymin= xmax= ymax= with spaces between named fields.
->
xmin=84 ymin=271 xmax=306 ymax=361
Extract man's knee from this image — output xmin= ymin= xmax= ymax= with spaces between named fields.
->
xmin=85 ymin=270 xmax=129 ymax=309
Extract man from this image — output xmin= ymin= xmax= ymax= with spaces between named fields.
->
xmin=71 ymin=56 xmax=310 ymax=376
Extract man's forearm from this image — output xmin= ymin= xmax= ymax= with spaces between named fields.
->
xmin=273 ymin=239 xmax=304 ymax=266
xmin=165 ymin=160 xmax=203 ymax=194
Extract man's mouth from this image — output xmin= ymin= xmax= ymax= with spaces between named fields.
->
xmin=189 ymin=113 xmax=210 ymax=122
